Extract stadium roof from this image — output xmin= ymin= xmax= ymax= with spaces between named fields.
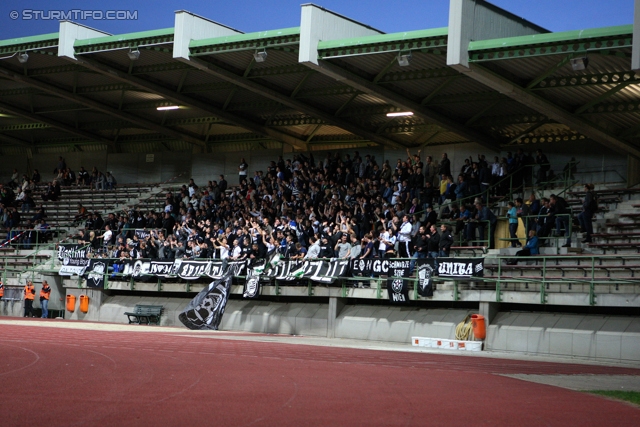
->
xmin=0 ymin=4 xmax=639 ymax=158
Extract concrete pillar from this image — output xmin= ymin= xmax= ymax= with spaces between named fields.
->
xmin=479 ymin=301 xmax=500 ymax=327
xmin=479 ymin=302 xmax=500 ymax=350
xmin=327 ymin=297 xmax=346 ymax=338
xmin=628 ymin=155 xmax=640 ymax=187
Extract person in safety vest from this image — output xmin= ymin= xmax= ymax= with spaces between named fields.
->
xmin=0 ymin=280 xmax=4 ymax=301
xmin=40 ymin=280 xmax=51 ymax=319
xmin=24 ymin=280 xmax=36 ymax=317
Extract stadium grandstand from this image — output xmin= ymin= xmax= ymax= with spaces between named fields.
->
xmin=2 ymin=0 xmax=640 ymax=369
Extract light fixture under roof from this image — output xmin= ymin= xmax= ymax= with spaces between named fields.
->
xmin=397 ymin=52 xmax=412 ymax=67
xmin=386 ymin=111 xmax=414 ymax=117
xmin=127 ymin=48 xmax=140 ymax=61
xmin=17 ymin=52 xmax=29 ymax=64
xmin=157 ymin=105 xmax=180 ymax=111
xmin=253 ymin=50 xmax=267 ymax=63
xmin=570 ymin=56 xmax=588 ymax=71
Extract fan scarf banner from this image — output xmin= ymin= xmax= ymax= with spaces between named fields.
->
xmin=264 ymin=259 xmax=350 ymax=283
xmin=414 ymin=258 xmax=484 ymax=298
xmin=118 ymin=259 xmax=175 ymax=279
xmin=387 ymin=278 xmax=410 ymax=304
xmin=436 ymin=258 xmax=484 ymax=277
xmin=134 ymin=229 xmax=162 ymax=240
xmin=176 ymin=260 xmax=213 ymax=280
xmin=350 ymin=259 xmax=410 ymax=277
xmin=417 ymin=258 xmax=484 ymax=279
xmin=178 ymin=264 xmax=237 ymax=330
xmin=61 ymin=258 xmax=248 ymax=281
xmin=85 ymin=258 xmax=108 ymax=288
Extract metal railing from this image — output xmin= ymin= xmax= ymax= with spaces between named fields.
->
xmin=32 ymin=251 xmax=640 ymax=307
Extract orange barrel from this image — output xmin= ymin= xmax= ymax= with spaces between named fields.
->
xmin=66 ymin=294 xmax=76 ymax=312
xmin=471 ymin=314 xmax=486 ymax=340
xmin=79 ymin=295 xmax=89 ymax=313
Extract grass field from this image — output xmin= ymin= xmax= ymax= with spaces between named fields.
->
xmin=589 ymin=391 xmax=640 ymax=406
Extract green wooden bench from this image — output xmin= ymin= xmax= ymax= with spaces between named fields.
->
xmin=124 ymin=304 xmax=164 ymax=325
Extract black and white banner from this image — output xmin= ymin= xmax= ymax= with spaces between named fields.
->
xmin=63 ymin=257 xmax=250 ymax=281
xmin=119 ymin=259 xmax=175 ymax=279
xmin=57 ymin=243 xmax=88 ymax=261
xmin=85 ymin=258 xmax=108 ymax=288
xmin=134 ymin=229 xmax=163 ymax=240
xmin=351 ymin=259 xmax=410 ymax=277
xmin=59 ymin=256 xmax=90 ymax=276
xmin=175 ymin=259 xmax=248 ymax=280
xmin=387 ymin=278 xmax=410 ymax=304
xmin=266 ymin=259 xmax=350 ymax=283
xmin=176 ymin=260 xmax=213 ymax=280
xmin=243 ymin=272 xmax=261 ymax=299
xmin=417 ymin=261 xmax=435 ymax=297
xmin=432 ymin=258 xmax=484 ymax=278
xmin=58 ymin=243 xmax=90 ymax=276
xmin=179 ymin=266 xmax=234 ymax=330
xmin=209 ymin=260 xmax=247 ymax=279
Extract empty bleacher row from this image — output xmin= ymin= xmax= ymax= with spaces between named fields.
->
xmin=0 ymin=182 xmax=176 ymax=279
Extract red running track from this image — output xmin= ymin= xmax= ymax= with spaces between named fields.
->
xmin=1 ymin=321 xmax=639 ymax=427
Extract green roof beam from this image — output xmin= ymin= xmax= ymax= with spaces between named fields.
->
xmin=574 ymin=80 xmax=637 ymax=114
xmin=472 ymin=114 xmax=549 ymax=127
xmin=0 ymin=122 xmax=51 ymax=132
xmin=189 ymin=27 xmax=300 ymax=56
xmin=531 ymin=70 xmax=639 ymax=90
xmin=0 ymin=33 xmax=59 ymax=55
xmin=379 ymin=67 xmax=459 ymax=85
xmin=317 ymin=28 xmax=448 ymax=59
xmin=74 ymin=28 xmax=174 ymax=54
xmin=508 ymin=133 xmax=587 ymax=146
xmin=469 ymin=25 xmax=632 ymax=62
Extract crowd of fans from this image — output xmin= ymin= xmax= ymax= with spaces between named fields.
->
xmin=64 ymin=148 xmax=588 ymax=270
xmin=1 ymin=149 xmax=592 ymax=262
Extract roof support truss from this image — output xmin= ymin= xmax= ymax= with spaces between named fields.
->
xmin=69 ymin=56 xmax=309 ymax=151
xmin=0 ymin=64 xmax=205 ymax=149
xmin=464 ymin=63 xmax=640 ymax=158
xmin=309 ymin=59 xmax=501 ymax=152
xmin=0 ymin=99 xmax=114 ymax=147
xmin=185 ymin=56 xmax=404 ymax=149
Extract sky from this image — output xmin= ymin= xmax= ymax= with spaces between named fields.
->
xmin=0 ymin=0 xmax=635 ymax=40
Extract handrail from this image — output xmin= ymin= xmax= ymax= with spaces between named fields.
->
xmin=123 ymin=171 xmax=189 ymax=214
xmin=44 ymin=252 xmax=640 ymax=307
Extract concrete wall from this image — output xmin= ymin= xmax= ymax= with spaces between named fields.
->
xmin=487 ymin=311 xmax=640 ymax=362
xmin=2 ymin=142 xmax=626 ymax=187
xmin=71 ymin=293 xmax=473 ymax=342
xmin=7 ymin=289 xmax=640 ymax=362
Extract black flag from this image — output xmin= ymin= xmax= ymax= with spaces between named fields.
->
xmin=243 ymin=272 xmax=261 ymax=299
xmin=85 ymin=259 xmax=108 ymax=288
xmin=417 ymin=261 xmax=435 ymax=297
xmin=178 ymin=264 xmax=235 ymax=330
xmin=387 ymin=278 xmax=410 ymax=304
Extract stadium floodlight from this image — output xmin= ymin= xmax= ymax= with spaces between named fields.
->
xmin=570 ymin=56 xmax=588 ymax=71
xmin=17 ymin=53 xmax=29 ymax=64
xmin=397 ymin=52 xmax=412 ymax=67
xmin=253 ymin=50 xmax=267 ymax=63
xmin=386 ymin=111 xmax=414 ymax=117
xmin=127 ymin=49 xmax=140 ymax=61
